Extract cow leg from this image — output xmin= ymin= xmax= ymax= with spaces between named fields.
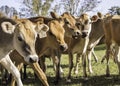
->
xmin=39 ymin=56 xmax=46 ymax=73
xmin=10 ymin=63 xmax=23 ymax=86
xmin=30 ymin=62 xmax=49 ymax=86
xmin=0 ymin=54 xmax=23 ymax=86
xmin=52 ymin=50 xmax=61 ymax=84
xmin=82 ymin=54 xmax=87 ymax=78
xmin=92 ymin=48 xmax=98 ymax=62
xmin=23 ymin=64 xmax=27 ymax=79
xmin=105 ymin=46 xmax=111 ymax=77
xmin=114 ymin=45 xmax=120 ymax=74
xmin=87 ymin=49 xmax=93 ymax=74
xmin=67 ymin=52 xmax=74 ymax=82
xmin=74 ymin=53 xmax=81 ymax=75
xmin=101 ymin=54 xmax=106 ymax=63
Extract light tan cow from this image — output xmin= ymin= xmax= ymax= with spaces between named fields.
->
xmin=37 ymin=12 xmax=82 ymax=84
xmin=63 ymin=13 xmax=96 ymax=82
xmin=102 ymin=14 xmax=120 ymax=76
xmin=38 ymin=13 xmax=96 ymax=83
xmin=74 ymin=12 xmax=105 ymax=75
xmin=0 ymin=13 xmax=49 ymax=86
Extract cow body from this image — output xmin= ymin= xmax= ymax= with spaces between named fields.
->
xmin=103 ymin=15 xmax=120 ymax=76
xmin=74 ymin=13 xmax=105 ymax=75
xmin=0 ymin=14 xmax=49 ymax=86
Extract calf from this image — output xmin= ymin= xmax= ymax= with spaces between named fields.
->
xmin=102 ymin=14 xmax=120 ymax=76
xmin=64 ymin=13 xmax=95 ymax=82
xmin=0 ymin=13 xmax=49 ymax=86
xmin=74 ymin=12 xmax=105 ymax=75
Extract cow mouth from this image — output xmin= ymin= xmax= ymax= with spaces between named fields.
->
xmin=60 ymin=43 xmax=68 ymax=51
xmin=72 ymin=35 xmax=79 ymax=39
xmin=81 ymin=33 xmax=88 ymax=38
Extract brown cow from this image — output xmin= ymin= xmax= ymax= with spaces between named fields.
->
xmin=39 ymin=13 xmax=96 ymax=83
xmin=37 ymin=12 xmax=83 ymax=84
xmin=0 ymin=13 xmax=49 ymax=86
xmin=102 ymin=14 xmax=120 ymax=76
xmin=8 ymin=12 xmax=81 ymax=85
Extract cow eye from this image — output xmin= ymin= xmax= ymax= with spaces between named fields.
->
xmin=65 ymin=21 xmax=69 ymax=24
xmin=64 ymin=19 xmax=70 ymax=24
xmin=84 ymin=20 xmax=88 ymax=25
xmin=18 ymin=36 xmax=23 ymax=41
xmin=76 ymin=23 xmax=81 ymax=26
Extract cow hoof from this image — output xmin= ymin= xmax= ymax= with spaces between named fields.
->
xmin=53 ymin=80 xmax=59 ymax=85
xmin=66 ymin=79 xmax=71 ymax=83
xmin=83 ymin=77 xmax=89 ymax=81
xmin=89 ymin=70 xmax=93 ymax=74
xmin=74 ymin=70 xmax=78 ymax=75
xmin=106 ymin=74 xmax=110 ymax=77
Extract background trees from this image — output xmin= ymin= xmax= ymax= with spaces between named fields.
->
xmin=108 ymin=6 xmax=120 ymax=15
xmin=53 ymin=0 xmax=101 ymax=16
xmin=1 ymin=0 xmax=120 ymax=18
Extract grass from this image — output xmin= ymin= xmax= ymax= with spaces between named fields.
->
xmin=1 ymin=44 xmax=120 ymax=86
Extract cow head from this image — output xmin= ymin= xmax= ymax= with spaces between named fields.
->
xmin=77 ymin=13 xmax=98 ymax=38
xmin=48 ymin=18 xmax=68 ymax=51
xmin=1 ymin=19 xmax=49 ymax=63
xmin=50 ymin=12 xmax=81 ymax=39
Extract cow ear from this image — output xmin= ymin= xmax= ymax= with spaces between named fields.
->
xmin=35 ymin=22 xmax=49 ymax=38
xmin=1 ymin=21 xmax=15 ymax=34
xmin=12 ymin=15 xmax=19 ymax=20
xmin=97 ymin=12 xmax=103 ymax=19
xmin=50 ymin=12 xmax=60 ymax=19
xmin=91 ymin=15 xmax=98 ymax=22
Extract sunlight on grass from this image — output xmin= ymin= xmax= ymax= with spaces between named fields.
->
xmin=1 ymin=44 xmax=120 ymax=86
xmin=21 ymin=44 xmax=120 ymax=86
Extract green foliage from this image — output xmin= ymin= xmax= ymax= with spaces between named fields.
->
xmin=108 ymin=6 xmax=120 ymax=15
xmin=53 ymin=0 xmax=101 ymax=16
xmin=21 ymin=0 xmax=53 ymax=17
xmin=0 ymin=5 xmax=18 ymax=17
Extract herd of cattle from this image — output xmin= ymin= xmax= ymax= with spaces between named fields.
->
xmin=0 ymin=11 xmax=120 ymax=86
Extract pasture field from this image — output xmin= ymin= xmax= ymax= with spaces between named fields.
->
xmin=1 ymin=44 xmax=120 ymax=86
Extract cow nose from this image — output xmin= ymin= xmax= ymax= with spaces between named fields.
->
xmin=74 ymin=31 xmax=81 ymax=36
xmin=60 ymin=43 xmax=68 ymax=51
xmin=82 ymin=32 xmax=88 ymax=38
xmin=29 ymin=55 xmax=38 ymax=63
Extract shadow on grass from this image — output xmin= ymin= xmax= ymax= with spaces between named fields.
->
xmin=94 ymin=44 xmax=106 ymax=51
xmin=1 ymin=73 xmax=120 ymax=86
xmin=47 ymin=74 xmax=120 ymax=86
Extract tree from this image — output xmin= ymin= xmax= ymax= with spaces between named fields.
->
xmin=108 ymin=6 xmax=120 ymax=15
xmin=53 ymin=0 xmax=101 ymax=16
xmin=20 ymin=0 xmax=53 ymax=17
xmin=0 ymin=5 xmax=19 ymax=17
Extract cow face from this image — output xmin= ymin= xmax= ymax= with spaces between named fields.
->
xmin=50 ymin=12 xmax=81 ymax=39
xmin=1 ymin=19 xmax=49 ymax=63
xmin=48 ymin=20 xmax=68 ymax=51
xmin=78 ymin=14 xmax=92 ymax=38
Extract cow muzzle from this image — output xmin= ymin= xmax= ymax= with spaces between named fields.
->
xmin=60 ymin=43 xmax=68 ymax=51
xmin=27 ymin=55 xmax=38 ymax=63
xmin=82 ymin=32 xmax=88 ymax=38
xmin=72 ymin=30 xmax=81 ymax=39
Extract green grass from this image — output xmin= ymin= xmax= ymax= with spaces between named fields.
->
xmin=1 ymin=44 xmax=120 ymax=86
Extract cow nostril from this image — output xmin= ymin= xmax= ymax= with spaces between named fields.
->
xmin=60 ymin=44 xmax=68 ymax=51
xmin=29 ymin=58 xmax=34 ymax=63
xmin=60 ymin=46 xmax=65 ymax=51
xmin=29 ymin=57 xmax=37 ymax=63
xmin=76 ymin=32 xmax=80 ymax=35
xmin=82 ymin=32 xmax=87 ymax=38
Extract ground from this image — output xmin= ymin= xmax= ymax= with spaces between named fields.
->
xmin=1 ymin=44 xmax=120 ymax=86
